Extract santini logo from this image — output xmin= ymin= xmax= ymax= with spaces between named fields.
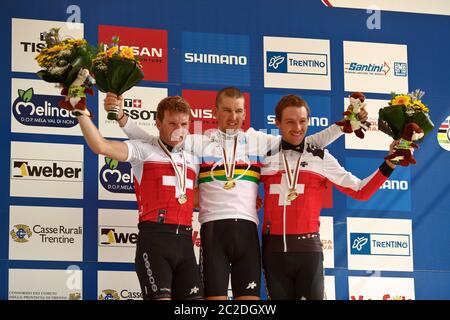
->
xmin=12 ymin=88 xmax=77 ymax=128
xmin=12 ymin=160 xmax=82 ymax=181
xmin=350 ymin=232 xmax=410 ymax=256
xmin=100 ymin=158 xmax=134 ymax=193
xmin=185 ymin=53 xmax=247 ymax=65
xmin=345 ymin=61 xmax=390 ymax=75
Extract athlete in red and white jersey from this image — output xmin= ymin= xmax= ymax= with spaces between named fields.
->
xmin=260 ymin=95 xmax=397 ymax=300
xmin=74 ymin=91 xmax=204 ymax=300
xmin=105 ymin=88 xmax=367 ymax=300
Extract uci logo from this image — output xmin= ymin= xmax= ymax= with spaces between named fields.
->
xmin=13 ymin=88 xmax=77 ymax=128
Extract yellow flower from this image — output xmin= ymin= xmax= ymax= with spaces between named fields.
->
xmin=412 ymin=101 xmax=429 ymax=113
xmin=119 ymin=47 xmax=135 ymax=60
xmin=391 ymin=95 xmax=411 ymax=106
xmin=106 ymin=46 xmax=119 ymax=57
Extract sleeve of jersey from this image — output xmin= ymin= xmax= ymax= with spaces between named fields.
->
xmin=124 ymin=140 xmax=150 ymax=165
xmin=323 ymin=151 xmax=394 ymax=201
xmin=306 ymin=124 xmax=343 ymax=149
xmin=122 ymin=119 xmax=154 ymax=140
xmin=246 ymin=127 xmax=281 ymax=156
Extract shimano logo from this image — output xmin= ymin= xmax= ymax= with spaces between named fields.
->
xmin=380 ymin=180 xmax=408 ymax=190
xmin=13 ymin=88 xmax=77 ymax=128
xmin=266 ymin=115 xmax=328 ymax=127
xmin=185 ymin=53 xmax=247 ymax=65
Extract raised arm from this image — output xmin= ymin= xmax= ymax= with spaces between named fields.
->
xmin=307 ymin=106 xmax=369 ymax=148
xmin=324 ymin=142 xmax=396 ymax=201
xmin=77 ymin=114 xmax=129 ymax=162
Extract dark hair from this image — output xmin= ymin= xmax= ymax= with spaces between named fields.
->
xmin=156 ymin=96 xmax=191 ymax=121
xmin=275 ymin=94 xmax=311 ymax=121
xmin=215 ymin=87 xmax=244 ymax=108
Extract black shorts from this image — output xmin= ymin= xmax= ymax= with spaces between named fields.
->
xmin=262 ymin=236 xmax=324 ymax=300
xmin=135 ymin=221 xmax=204 ymax=300
xmin=200 ymin=219 xmax=261 ymax=298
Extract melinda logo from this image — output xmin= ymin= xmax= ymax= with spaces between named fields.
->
xmin=266 ymin=51 xmax=328 ymax=75
xmin=12 ymin=88 xmax=77 ymax=128
xmin=99 ymin=158 xmax=134 ymax=194
xmin=182 ymin=32 xmax=250 ymax=86
xmin=350 ymin=232 xmax=410 ymax=256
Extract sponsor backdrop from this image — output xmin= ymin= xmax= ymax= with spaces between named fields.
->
xmin=1 ymin=0 xmax=449 ymax=300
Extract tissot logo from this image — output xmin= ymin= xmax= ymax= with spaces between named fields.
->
xmin=12 ymin=88 xmax=77 ymax=128
xmin=122 ymin=99 xmax=157 ymax=121
xmin=100 ymin=227 xmax=138 ymax=246
xmin=11 ymin=159 xmax=83 ymax=182
xmin=10 ymin=224 xmax=32 ymax=243
xmin=99 ymin=158 xmax=134 ymax=194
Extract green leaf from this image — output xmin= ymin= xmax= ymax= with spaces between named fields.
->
xmin=104 ymin=157 xmax=118 ymax=169
xmin=18 ymin=89 xmax=25 ymax=99
xmin=23 ymin=88 xmax=34 ymax=102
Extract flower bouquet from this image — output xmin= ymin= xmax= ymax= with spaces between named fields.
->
xmin=35 ymin=28 xmax=95 ymax=115
xmin=379 ymin=89 xmax=434 ymax=166
xmin=91 ymin=37 xmax=144 ymax=120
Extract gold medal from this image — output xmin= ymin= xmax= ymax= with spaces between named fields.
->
xmin=287 ymin=190 xmax=298 ymax=202
xmin=178 ymin=194 xmax=188 ymax=205
xmin=224 ymin=180 xmax=236 ymax=190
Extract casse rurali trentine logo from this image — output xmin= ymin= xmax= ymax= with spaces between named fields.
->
xmin=10 ymin=224 xmax=32 ymax=243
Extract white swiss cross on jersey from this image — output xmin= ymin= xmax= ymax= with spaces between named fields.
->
xmin=269 ymin=173 xmax=305 ymax=206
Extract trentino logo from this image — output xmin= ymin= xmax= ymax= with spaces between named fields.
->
xmin=99 ymin=227 xmax=138 ymax=246
xmin=11 ymin=159 xmax=83 ymax=182
xmin=344 ymin=61 xmax=391 ymax=76
xmin=99 ymin=158 xmax=134 ymax=194
xmin=266 ymin=51 xmax=328 ymax=75
xmin=10 ymin=224 xmax=32 ymax=243
xmin=99 ymin=289 xmax=120 ymax=300
xmin=12 ymin=88 xmax=77 ymax=128
xmin=350 ymin=232 xmax=410 ymax=256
